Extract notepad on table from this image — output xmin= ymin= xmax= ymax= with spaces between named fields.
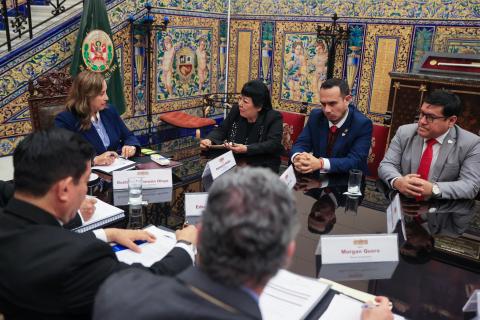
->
xmin=92 ymin=157 xmax=136 ymax=174
xmin=319 ymin=293 xmax=405 ymax=320
xmin=259 ymin=269 xmax=330 ymax=320
xmin=115 ymin=225 xmax=177 ymax=267
xmin=72 ymin=198 xmax=125 ymax=233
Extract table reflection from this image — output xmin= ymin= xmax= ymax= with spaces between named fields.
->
xmin=291 ymin=173 xmax=480 ymax=320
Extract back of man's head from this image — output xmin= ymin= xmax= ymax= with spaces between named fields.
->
xmin=14 ymin=128 xmax=95 ymax=197
xmin=424 ymin=89 xmax=462 ymax=117
xmin=198 ymin=167 xmax=298 ymax=288
xmin=320 ymin=78 xmax=350 ymax=97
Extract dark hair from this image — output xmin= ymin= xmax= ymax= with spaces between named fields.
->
xmin=241 ymin=79 xmax=273 ymax=111
xmin=307 ymin=196 xmax=336 ymax=234
xmin=423 ymin=89 xmax=462 ymax=117
xmin=320 ymin=78 xmax=350 ymax=97
xmin=14 ymin=128 xmax=95 ymax=197
xmin=199 ymin=167 xmax=298 ymax=287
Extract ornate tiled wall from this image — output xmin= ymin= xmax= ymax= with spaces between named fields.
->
xmin=231 ymin=0 xmax=480 ymax=19
xmin=0 ymin=0 xmax=227 ymax=156
xmin=227 ymin=1 xmax=480 ymax=122
xmin=2 ymin=0 xmax=480 ymax=156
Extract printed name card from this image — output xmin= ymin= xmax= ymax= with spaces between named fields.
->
xmin=279 ymin=165 xmax=297 ymax=189
xmin=386 ymin=193 xmax=402 ymax=234
xmin=112 ymin=169 xmax=172 ymax=190
xmin=202 ymin=151 xmax=236 ymax=180
xmin=184 ymin=192 xmax=209 ymax=217
xmin=320 ymin=234 xmax=398 ymax=264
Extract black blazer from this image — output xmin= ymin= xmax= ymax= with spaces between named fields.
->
xmin=94 ymin=266 xmax=261 ymax=320
xmin=0 ymin=198 xmax=192 ymax=320
xmin=206 ymin=105 xmax=284 ymax=172
xmin=0 ymin=180 xmax=81 ymax=230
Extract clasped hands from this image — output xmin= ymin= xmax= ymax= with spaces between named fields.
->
xmin=93 ymin=145 xmax=136 ymax=166
xmin=200 ymin=139 xmax=247 ymax=154
xmin=293 ymin=152 xmax=324 ymax=174
xmin=393 ymin=173 xmax=433 ymax=198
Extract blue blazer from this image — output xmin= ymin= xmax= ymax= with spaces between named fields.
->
xmin=291 ymin=105 xmax=372 ymax=174
xmin=55 ymin=106 xmax=140 ymax=156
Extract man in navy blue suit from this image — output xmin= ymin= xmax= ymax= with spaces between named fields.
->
xmin=291 ymin=78 xmax=372 ymax=174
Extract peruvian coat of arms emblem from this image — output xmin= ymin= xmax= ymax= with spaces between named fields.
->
xmin=82 ymin=30 xmax=114 ymax=72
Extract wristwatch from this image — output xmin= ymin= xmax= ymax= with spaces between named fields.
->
xmin=432 ymin=183 xmax=441 ymax=198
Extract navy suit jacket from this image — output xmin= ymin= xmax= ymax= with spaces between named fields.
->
xmin=291 ymin=105 xmax=372 ymax=174
xmin=55 ymin=106 xmax=140 ymax=156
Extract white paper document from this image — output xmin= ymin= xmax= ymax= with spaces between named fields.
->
xmin=73 ymin=198 xmax=124 ymax=233
xmin=320 ymin=293 xmax=405 ymax=320
xmin=115 ymin=225 xmax=176 ymax=267
xmin=92 ymin=157 xmax=136 ymax=174
xmin=260 ymin=269 xmax=330 ymax=320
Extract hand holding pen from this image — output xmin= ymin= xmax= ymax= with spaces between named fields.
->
xmin=361 ymin=296 xmax=393 ymax=320
xmin=121 ymin=145 xmax=136 ymax=159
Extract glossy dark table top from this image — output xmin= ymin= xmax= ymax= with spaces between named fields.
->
xmin=289 ymin=173 xmax=480 ymax=320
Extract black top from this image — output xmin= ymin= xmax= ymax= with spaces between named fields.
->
xmin=206 ymin=105 xmax=284 ymax=172
xmin=0 ymin=198 xmax=192 ymax=319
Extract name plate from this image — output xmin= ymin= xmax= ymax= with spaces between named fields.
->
xmin=279 ymin=165 xmax=297 ymax=189
xmin=386 ymin=193 xmax=402 ymax=233
xmin=185 ymin=192 xmax=208 ymax=217
xmin=321 ymin=234 xmax=398 ymax=264
xmin=203 ymin=151 xmax=236 ymax=180
xmin=112 ymin=169 xmax=172 ymax=190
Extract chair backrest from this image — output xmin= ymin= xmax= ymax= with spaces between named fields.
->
xmin=279 ymin=110 xmax=307 ymax=160
xmin=28 ymin=70 xmax=72 ymax=131
xmin=367 ymin=124 xmax=390 ymax=179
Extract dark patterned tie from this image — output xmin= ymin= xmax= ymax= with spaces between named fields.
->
xmin=326 ymin=125 xmax=339 ymax=157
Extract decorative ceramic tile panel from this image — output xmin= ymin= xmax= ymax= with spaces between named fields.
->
xmin=231 ymin=0 xmax=480 ymax=20
xmin=227 ymin=20 xmax=261 ymax=94
xmin=356 ymin=24 xmax=412 ymax=123
xmin=272 ymin=21 xmax=345 ymax=113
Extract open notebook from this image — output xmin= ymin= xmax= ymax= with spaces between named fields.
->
xmin=92 ymin=157 xmax=136 ymax=174
xmin=72 ymin=198 xmax=125 ymax=233
xmin=260 ymin=269 xmax=330 ymax=320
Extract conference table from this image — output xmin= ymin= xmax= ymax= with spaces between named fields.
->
xmin=290 ymin=173 xmax=480 ymax=320
xmin=91 ymin=155 xmax=480 ymax=320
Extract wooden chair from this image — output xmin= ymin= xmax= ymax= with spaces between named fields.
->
xmin=28 ymin=70 xmax=72 ymax=131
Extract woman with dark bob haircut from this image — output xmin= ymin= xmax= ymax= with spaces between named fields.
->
xmin=200 ymin=79 xmax=284 ymax=172
xmin=55 ymin=70 xmax=140 ymax=166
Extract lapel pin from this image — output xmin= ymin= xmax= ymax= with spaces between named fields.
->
xmin=447 ymin=139 xmax=453 ymax=144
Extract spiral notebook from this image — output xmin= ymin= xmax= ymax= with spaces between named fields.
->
xmin=72 ymin=198 xmax=125 ymax=233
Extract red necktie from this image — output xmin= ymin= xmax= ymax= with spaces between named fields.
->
xmin=417 ymin=138 xmax=437 ymax=180
xmin=326 ymin=125 xmax=338 ymax=157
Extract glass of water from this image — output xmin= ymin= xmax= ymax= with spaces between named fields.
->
xmin=347 ymin=169 xmax=362 ymax=195
xmin=128 ymin=177 xmax=144 ymax=229
xmin=128 ymin=177 xmax=143 ymax=205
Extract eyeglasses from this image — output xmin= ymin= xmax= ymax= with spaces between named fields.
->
xmin=418 ymin=111 xmax=448 ymax=123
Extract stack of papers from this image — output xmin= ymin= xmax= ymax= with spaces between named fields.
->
xmin=260 ymin=269 xmax=330 ymax=320
xmin=92 ymin=157 xmax=136 ymax=174
xmin=115 ymin=225 xmax=177 ymax=267
xmin=72 ymin=198 xmax=124 ymax=233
